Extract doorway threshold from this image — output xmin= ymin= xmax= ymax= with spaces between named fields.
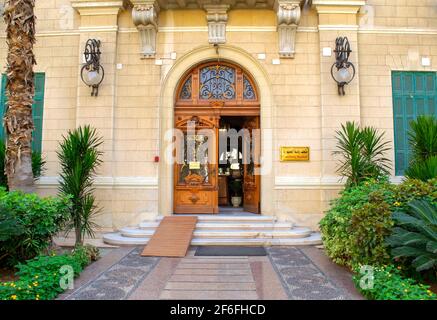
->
xmin=218 ymin=206 xmax=258 ymax=216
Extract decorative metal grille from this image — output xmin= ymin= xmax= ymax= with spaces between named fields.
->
xmin=243 ymin=75 xmax=256 ymax=100
xmin=199 ymin=65 xmax=236 ymax=100
xmin=179 ymin=76 xmax=192 ymax=100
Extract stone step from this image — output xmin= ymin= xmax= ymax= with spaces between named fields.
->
xmin=139 ymin=221 xmax=293 ymax=231
xmin=119 ymin=227 xmax=312 ymax=239
xmin=102 ymin=232 xmax=322 ymax=246
xmin=156 ymin=215 xmax=277 ymax=223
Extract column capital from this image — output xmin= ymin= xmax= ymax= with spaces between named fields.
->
xmin=275 ymin=0 xmax=302 ymax=58
xmin=204 ymin=4 xmax=230 ymax=45
xmin=71 ymin=0 xmax=125 ymax=16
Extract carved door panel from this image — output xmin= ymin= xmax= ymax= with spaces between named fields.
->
xmin=174 ymin=115 xmax=219 ymax=214
xmin=243 ymin=116 xmax=260 ymax=214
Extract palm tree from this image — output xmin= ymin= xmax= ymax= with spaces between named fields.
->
xmin=3 ymin=0 xmax=36 ymax=192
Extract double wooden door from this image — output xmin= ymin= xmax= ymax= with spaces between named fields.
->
xmin=173 ymin=115 xmax=260 ymax=214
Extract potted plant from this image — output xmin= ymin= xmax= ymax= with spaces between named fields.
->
xmin=229 ymin=179 xmax=243 ymax=207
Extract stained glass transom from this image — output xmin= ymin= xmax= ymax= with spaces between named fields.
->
xmin=179 ymin=76 xmax=192 ymax=100
xmin=243 ymin=75 xmax=256 ymax=100
xmin=199 ymin=65 xmax=236 ymax=100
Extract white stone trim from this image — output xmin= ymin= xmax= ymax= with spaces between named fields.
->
xmin=1 ymin=25 xmax=436 ymax=38
xmin=275 ymin=176 xmax=345 ymax=189
xmin=78 ymin=25 xmax=119 ymax=32
xmin=36 ymin=176 xmax=158 ymax=189
xmin=390 ymin=176 xmax=405 ymax=185
xmin=318 ymin=24 xmax=359 ymax=31
xmin=358 ymin=27 xmax=437 ymax=35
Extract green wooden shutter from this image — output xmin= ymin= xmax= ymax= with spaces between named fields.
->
xmin=0 ymin=73 xmax=45 ymax=153
xmin=392 ymin=71 xmax=437 ymax=175
xmin=32 ymin=73 xmax=45 ymax=153
xmin=0 ymin=75 xmax=6 ymax=142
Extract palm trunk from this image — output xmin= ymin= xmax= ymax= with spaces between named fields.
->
xmin=75 ymin=227 xmax=83 ymax=247
xmin=3 ymin=0 xmax=36 ymax=193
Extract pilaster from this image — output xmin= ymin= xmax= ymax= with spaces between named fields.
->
xmin=72 ymin=0 xmax=125 ymax=178
xmin=313 ymin=0 xmax=365 ymax=176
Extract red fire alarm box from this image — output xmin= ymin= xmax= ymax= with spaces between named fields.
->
xmin=154 ymin=156 xmax=160 ymax=163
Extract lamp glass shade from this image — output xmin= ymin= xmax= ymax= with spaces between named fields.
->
xmin=85 ymin=70 xmax=103 ymax=86
xmin=334 ymin=67 xmax=352 ymax=83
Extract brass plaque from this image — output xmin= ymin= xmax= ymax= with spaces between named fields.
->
xmin=280 ymin=147 xmax=310 ymax=161
xmin=189 ymin=161 xmax=201 ymax=169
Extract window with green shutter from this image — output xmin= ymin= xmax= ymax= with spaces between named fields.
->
xmin=392 ymin=71 xmax=437 ymax=175
xmin=0 ymin=73 xmax=45 ymax=153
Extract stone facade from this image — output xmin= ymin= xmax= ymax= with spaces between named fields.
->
xmin=0 ymin=0 xmax=436 ymax=231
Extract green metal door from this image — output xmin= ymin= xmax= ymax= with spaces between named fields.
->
xmin=392 ymin=71 xmax=437 ymax=175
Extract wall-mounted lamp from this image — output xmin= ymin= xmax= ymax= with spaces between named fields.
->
xmin=80 ymin=39 xmax=104 ymax=96
xmin=331 ymin=37 xmax=355 ymax=95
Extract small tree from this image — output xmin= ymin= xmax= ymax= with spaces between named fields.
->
xmin=334 ymin=121 xmax=391 ymax=188
xmin=57 ymin=125 xmax=103 ymax=246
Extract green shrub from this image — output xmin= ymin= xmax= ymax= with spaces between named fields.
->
xmin=320 ymin=179 xmax=437 ymax=268
xmin=31 ymin=151 xmax=46 ymax=181
xmin=349 ymin=191 xmax=394 ymax=267
xmin=320 ymin=179 xmax=393 ymax=267
xmin=0 ymin=189 xmax=71 ymax=267
xmin=352 ymin=265 xmax=436 ymax=300
xmin=408 ymin=115 xmax=437 ymax=162
xmin=386 ymin=200 xmax=437 ymax=274
xmin=0 ymin=245 xmax=98 ymax=300
xmin=406 ymin=156 xmax=437 ymax=182
xmin=333 ymin=122 xmax=391 ymax=188
xmin=406 ymin=115 xmax=437 ymax=181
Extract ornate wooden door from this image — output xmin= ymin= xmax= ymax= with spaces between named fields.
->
xmin=243 ymin=117 xmax=261 ymax=213
xmin=173 ymin=115 xmax=219 ymax=214
xmin=174 ymin=61 xmax=261 ymax=214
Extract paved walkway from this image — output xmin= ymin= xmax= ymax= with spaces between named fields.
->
xmin=59 ymin=246 xmax=363 ymax=300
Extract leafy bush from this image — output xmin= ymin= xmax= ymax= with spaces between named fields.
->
xmin=0 ymin=245 xmax=98 ymax=300
xmin=333 ymin=122 xmax=391 ymax=188
xmin=386 ymin=200 xmax=437 ymax=274
xmin=320 ymin=179 xmax=393 ymax=267
xmin=57 ymin=125 xmax=103 ymax=245
xmin=352 ymin=265 xmax=436 ymax=300
xmin=349 ymin=191 xmax=394 ymax=267
xmin=0 ymin=139 xmax=46 ymax=189
xmin=0 ymin=189 xmax=71 ymax=266
xmin=320 ymin=179 xmax=437 ymax=268
xmin=406 ymin=116 xmax=437 ymax=181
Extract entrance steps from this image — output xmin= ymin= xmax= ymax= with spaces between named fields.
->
xmin=103 ymin=215 xmax=322 ymax=247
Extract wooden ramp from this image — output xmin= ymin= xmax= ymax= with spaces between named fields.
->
xmin=141 ymin=216 xmax=198 ymax=257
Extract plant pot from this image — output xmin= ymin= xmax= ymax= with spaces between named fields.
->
xmin=231 ymin=196 xmax=242 ymax=208
xmin=231 ymin=170 xmax=241 ymax=178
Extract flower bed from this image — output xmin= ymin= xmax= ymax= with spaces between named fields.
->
xmin=353 ymin=265 xmax=436 ymax=300
xmin=0 ymin=245 xmax=99 ymax=300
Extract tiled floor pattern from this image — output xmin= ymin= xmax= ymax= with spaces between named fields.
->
xmin=160 ymin=256 xmax=258 ymax=299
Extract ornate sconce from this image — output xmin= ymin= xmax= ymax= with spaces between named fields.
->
xmin=80 ymin=39 xmax=104 ymax=96
xmin=331 ymin=37 xmax=356 ymax=95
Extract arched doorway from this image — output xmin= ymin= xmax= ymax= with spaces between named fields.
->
xmin=173 ymin=61 xmax=261 ymax=214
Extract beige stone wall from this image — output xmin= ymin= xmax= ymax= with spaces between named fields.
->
xmin=0 ymin=1 xmax=436 ymax=231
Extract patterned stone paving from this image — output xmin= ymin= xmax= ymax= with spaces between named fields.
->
xmin=67 ymin=248 xmax=159 ymax=300
xmin=267 ymin=247 xmax=349 ymax=300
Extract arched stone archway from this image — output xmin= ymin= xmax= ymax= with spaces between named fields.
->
xmin=158 ymin=45 xmax=275 ymax=216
